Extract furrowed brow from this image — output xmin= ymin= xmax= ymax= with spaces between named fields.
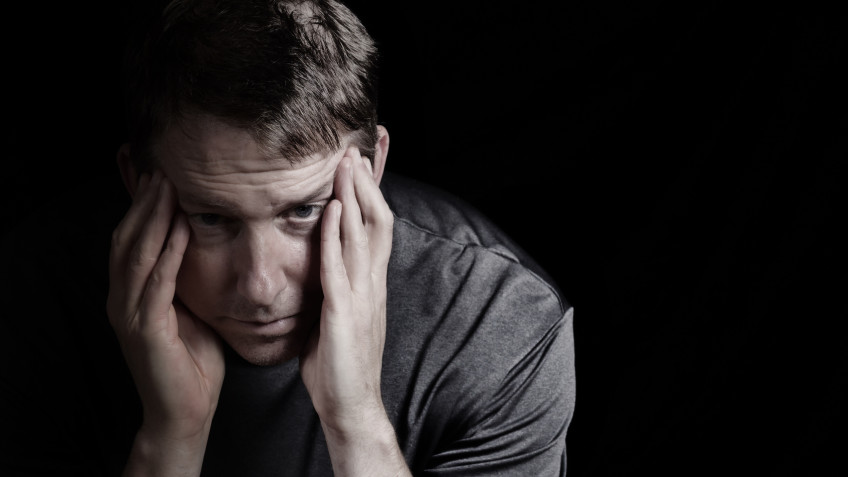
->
xmin=178 ymin=178 xmax=335 ymax=213
xmin=179 ymin=192 xmax=239 ymax=211
xmin=298 ymin=179 xmax=335 ymax=204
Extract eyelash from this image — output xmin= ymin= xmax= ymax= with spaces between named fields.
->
xmin=291 ymin=204 xmax=323 ymax=220
xmin=188 ymin=204 xmax=325 ymax=230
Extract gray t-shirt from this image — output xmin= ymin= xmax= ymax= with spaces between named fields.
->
xmin=0 ymin=172 xmax=574 ymax=476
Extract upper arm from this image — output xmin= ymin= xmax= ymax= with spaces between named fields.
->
xmin=419 ymin=308 xmax=575 ymax=476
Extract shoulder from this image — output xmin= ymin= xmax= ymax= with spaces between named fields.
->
xmin=378 ymin=174 xmax=574 ymax=473
xmin=380 ymin=171 xmax=567 ymax=311
xmin=379 ymin=170 xmax=573 ymax=408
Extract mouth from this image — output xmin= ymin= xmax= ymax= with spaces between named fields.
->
xmin=234 ymin=314 xmax=297 ymax=325
xmin=230 ymin=314 xmax=303 ymax=336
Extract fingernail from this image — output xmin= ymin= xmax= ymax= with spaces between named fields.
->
xmin=364 ymin=158 xmax=373 ymax=176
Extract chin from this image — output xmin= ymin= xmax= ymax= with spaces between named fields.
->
xmin=204 ymin=310 xmax=319 ymax=367
xmin=227 ymin=337 xmax=307 ymax=366
xmin=216 ymin=317 xmax=316 ymax=366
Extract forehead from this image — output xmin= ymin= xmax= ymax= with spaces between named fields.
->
xmin=154 ymin=116 xmax=346 ymax=210
xmin=155 ymin=115 xmax=344 ymax=172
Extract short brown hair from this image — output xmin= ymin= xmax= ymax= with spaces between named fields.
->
xmin=122 ymin=0 xmax=379 ymax=170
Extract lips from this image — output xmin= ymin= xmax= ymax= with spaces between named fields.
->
xmin=228 ymin=307 xmax=308 ymax=323
xmin=233 ymin=314 xmax=297 ymax=325
xmin=226 ymin=314 xmax=299 ymax=337
xmin=224 ymin=309 xmax=322 ymax=338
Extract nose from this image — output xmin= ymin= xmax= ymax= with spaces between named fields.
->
xmin=233 ymin=225 xmax=288 ymax=307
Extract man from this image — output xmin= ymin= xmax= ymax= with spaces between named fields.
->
xmin=1 ymin=1 xmax=574 ymax=475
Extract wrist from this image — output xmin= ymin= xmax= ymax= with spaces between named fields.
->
xmin=139 ymin=409 xmax=217 ymax=444
xmin=322 ymin=409 xmax=410 ymax=477
xmin=123 ymin=422 xmax=212 ymax=477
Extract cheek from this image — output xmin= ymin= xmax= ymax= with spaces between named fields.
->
xmin=174 ymin=228 xmax=324 ymax=307
xmin=175 ymin=243 xmax=230 ymax=305
xmin=280 ymin=233 xmax=321 ymax=287
xmin=299 ymin=227 xmax=323 ymax=290
xmin=266 ymin=228 xmax=324 ymax=299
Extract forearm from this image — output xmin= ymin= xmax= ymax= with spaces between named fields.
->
xmin=122 ymin=423 xmax=212 ymax=477
xmin=322 ymin=410 xmax=412 ymax=477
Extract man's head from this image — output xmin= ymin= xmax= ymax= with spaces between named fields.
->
xmin=116 ymin=0 xmax=389 ymax=366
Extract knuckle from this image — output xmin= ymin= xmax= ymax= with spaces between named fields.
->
xmin=321 ymin=260 xmax=347 ymax=278
xmin=128 ymin=246 xmax=155 ymax=271
xmin=334 ymin=261 xmax=348 ymax=277
xmin=354 ymin=235 xmax=370 ymax=251
xmin=321 ymin=225 xmax=340 ymax=242
xmin=379 ymin=216 xmax=394 ymax=234
xmin=148 ymin=269 xmax=172 ymax=288
xmin=377 ymin=208 xmax=394 ymax=227
xmin=163 ymin=238 xmax=185 ymax=259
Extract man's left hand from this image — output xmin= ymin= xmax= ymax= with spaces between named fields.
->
xmin=300 ymin=147 xmax=409 ymax=476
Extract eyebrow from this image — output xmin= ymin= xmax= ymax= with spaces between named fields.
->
xmin=179 ymin=178 xmax=334 ymax=213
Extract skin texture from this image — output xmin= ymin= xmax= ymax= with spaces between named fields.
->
xmin=158 ymin=117 xmax=343 ymax=366
xmin=108 ymin=116 xmax=410 ymax=476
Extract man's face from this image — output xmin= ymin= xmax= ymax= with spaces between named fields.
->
xmin=156 ymin=116 xmax=347 ymax=366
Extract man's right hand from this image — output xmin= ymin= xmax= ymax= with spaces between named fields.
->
xmin=107 ymin=170 xmax=225 ymax=476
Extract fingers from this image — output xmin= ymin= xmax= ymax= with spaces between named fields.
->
xmin=321 ymin=147 xmax=393 ymax=301
xmin=351 ymin=151 xmax=394 ymax=277
xmin=305 ymin=150 xmax=391 ymax=430
xmin=174 ymin=299 xmax=224 ymax=378
xmin=350 ymin=153 xmax=390 ymax=349
xmin=139 ymin=211 xmax=190 ymax=332
xmin=334 ymin=152 xmax=372 ymax=295
xmin=110 ymin=170 xmax=161 ymax=282
xmin=126 ymin=178 xmax=179 ymax=308
xmin=109 ymin=172 xmax=184 ymax=333
xmin=320 ymin=199 xmax=346 ymax=312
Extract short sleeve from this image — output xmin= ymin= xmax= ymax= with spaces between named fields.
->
xmin=420 ymin=308 xmax=575 ymax=476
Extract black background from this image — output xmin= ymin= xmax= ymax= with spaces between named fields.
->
xmin=4 ymin=2 xmax=847 ymax=475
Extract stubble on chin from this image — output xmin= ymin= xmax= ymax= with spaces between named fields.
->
xmin=219 ymin=315 xmax=318 ymax=367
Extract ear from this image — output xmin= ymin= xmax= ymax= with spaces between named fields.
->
xmin=369 ymin=125 xmax=389 ymax=186
xmin=116 ymin=143 xmax=140 ymax=198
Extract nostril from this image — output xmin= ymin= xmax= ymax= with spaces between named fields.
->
xmin=236 ymin=263 xmax=289 ymax=307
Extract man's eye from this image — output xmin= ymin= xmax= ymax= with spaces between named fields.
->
xmin=198 ymin=213 xmax=222 ymax=226
xmin=292 ymin=205 xmax=321 ymax=219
